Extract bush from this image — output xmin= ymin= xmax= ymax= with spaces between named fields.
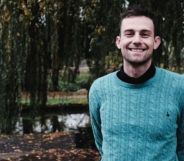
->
xmin=59 ymin=82 xmax=81 ymax=92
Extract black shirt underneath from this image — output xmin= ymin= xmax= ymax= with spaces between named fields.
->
xmin=117 ymin=63 xmax=156 ymax=84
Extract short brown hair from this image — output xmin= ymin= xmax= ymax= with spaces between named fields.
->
xmin=120 ymin=5 xmax=157 ymax=35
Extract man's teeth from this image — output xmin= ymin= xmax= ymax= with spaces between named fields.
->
xmin=130 ymin=48 xmax=145 ymax=51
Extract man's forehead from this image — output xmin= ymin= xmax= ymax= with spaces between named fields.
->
xmin=121 ymin=16 xmax=154 ymax=31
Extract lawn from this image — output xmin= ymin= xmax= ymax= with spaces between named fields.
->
xmin=21 ymin=90 xmax=88 ymax=106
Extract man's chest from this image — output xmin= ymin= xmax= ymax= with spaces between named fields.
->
xmin=100 ymin=89 xmax=179 ymax=140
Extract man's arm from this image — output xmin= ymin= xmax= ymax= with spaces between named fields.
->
xmin=177 ymin=81 xmax=184 ymax=161
xmin=89 ymin=83 xmax=103 ymax=155
xmin=177 ymin=107 xmax=184 ymax=161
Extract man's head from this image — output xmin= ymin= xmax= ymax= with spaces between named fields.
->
xmin=116 ymin=5 xmax=161 ymax=67
xmin=119 ymin=5 xmax=157 ymax=36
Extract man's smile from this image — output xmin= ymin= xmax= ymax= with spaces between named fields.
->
xmin=127 ymin=48 xmax=147 ymax=52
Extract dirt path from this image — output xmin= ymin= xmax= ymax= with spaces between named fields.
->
xmin=0 ymin=132 xmax=99 ymax=161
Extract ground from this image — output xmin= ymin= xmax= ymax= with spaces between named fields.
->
xmin=0 ymin=132 xmax=100 ymax=161
xmin=1 ymin=90 xmax=99 ymax=160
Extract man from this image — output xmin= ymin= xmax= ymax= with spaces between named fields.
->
xmin=89 ymin=5 xmax=184 ymax=161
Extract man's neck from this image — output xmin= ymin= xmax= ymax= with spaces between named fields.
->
xmin=117 ymin=61 xmax=155 ymax=84
xmin=123 ymin=60 xmax=152 ymax=78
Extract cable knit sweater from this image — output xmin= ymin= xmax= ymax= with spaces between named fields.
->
xmin=89 ymin=67 xmax=184 ymax=161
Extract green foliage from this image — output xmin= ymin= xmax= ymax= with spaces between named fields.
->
xmin=85 ymin=0 xmax=124 ymax=78
xmin=105 ymin=51 xmax=122 ymax=72
xmin=59 ymin=82 xmax=81 ymax=92
xmin=0 ymin=0 xmax=23 ymax=133
xmin=46 ymin=97 xmax=87 ymax=106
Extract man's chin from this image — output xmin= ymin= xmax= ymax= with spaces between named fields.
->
xmin=125 ymin=58 xmax=152 ymax=67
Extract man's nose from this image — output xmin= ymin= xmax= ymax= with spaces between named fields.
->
xmin=132 ymin=34 xmax=141 ymax=44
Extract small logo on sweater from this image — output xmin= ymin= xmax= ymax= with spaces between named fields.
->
xmin=166 ymin=112 xmax=170 ymax=117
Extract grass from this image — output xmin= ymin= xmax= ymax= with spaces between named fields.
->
xmin=21 ymin=91 xmax=88 ymax=106
xmin=46 ymin=97 xmax=88 ymax=106
xmin=21 ymin=67 xmax=90 ymax=106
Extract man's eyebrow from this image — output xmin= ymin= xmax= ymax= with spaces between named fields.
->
xmin=124 ymin=29 xmax=134 ymax=33
xmin=123 ymin=29 xmax=152 ymax=33
xmin=140 ymin=29 xmax=152 ymax=34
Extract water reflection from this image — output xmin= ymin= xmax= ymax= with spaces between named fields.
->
xmin=13 ymin=110 xmax=97 ymax=149
xmin=14 ymin=113 xmax=90 ymax=134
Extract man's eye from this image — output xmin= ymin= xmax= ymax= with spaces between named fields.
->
xmin=125 ymin=33 xmax=134 ymax=37
xmin=141 ymin=33 xmax=150 ymax=38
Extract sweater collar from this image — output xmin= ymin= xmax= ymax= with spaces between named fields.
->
xmin=117 ymin=63 xmax=156 ymax=84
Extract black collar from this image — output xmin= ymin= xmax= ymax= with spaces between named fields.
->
xmin=117 ymin=63 xmax=156 ymax=84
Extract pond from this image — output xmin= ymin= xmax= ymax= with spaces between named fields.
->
xmin=15 ymin=113 xmax=90 ymax=134
xmin=12 ymin=105 xmax=96 ymax=149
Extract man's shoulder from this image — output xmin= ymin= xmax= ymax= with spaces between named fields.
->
xmin=89 ymin=71 xmax=117 ymax=92
xmin=92 ymin=71 xmax=117 ymax=86
xmin=89 ymin=71 xmax=117 ymax=100
xmin=157 ymin=67 xmax=184 ymax=80
xmin=157 ymin=67 xmax=184 ymax=89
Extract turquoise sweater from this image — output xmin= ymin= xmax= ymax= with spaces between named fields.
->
xmin=89 ymin=68 xmax=184 ymax=161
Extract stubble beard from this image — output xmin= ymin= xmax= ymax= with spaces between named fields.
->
xmin=123 ymin=55 xmax=152 ymax=67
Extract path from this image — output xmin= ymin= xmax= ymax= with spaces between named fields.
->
xmin=0 ymin=132 xmax=99 ymax=161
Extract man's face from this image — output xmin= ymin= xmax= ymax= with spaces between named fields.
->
xmin=116 ymin=16 xmax=161 ymax=66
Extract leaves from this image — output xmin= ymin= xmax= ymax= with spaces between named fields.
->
xmin=0 ymin=132 xmax=100 ymax=161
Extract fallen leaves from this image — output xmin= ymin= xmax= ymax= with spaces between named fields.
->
xmin=0 ymin=132 xmax=100 ymax=161
xmin=0 ymin=149 xmax=100 ymax=161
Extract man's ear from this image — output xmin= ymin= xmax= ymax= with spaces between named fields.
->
xmin=116 ymin=36 xmax=121 ymax=49
xmin=154 ymin=36 xmax=161 ymax=50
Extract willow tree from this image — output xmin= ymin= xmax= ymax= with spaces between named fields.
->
xmin=0 ymin=0 xmax=26 ymax=133
xmin=23 ymin=0 xmax=49 ymax=109
xmin=42 ymin=0 xmax=64 ymax=91
xmin=83 ymin=0 xmax=125 ymax=80
xmin=58 ymin=0 xmax=89 ymax=83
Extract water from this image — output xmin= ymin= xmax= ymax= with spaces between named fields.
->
xmin=9 ymin=107 xmax=96 ymax=149
xmin=14 ymin=112 xmax=90 ymax=134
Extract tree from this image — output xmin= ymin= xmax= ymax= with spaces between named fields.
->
xmin=0 ymin=0 xmax=24 ymax=133
xmin=84 ymin=0 xmax=125 ymax=80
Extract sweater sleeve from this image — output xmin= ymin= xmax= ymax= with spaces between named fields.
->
xmin=177 ymin=108 xmax=184 ymax=161
xmin=89 ymin=81 xmax=103 ymax=155
xmin=177 ymin=87 xmax=184 ymax=161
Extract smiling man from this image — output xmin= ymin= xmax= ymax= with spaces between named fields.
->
xmin=116 ymin=15 xmax=160 ymax=78
xmin=89 ymin=5 xmax=184 ymax=161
